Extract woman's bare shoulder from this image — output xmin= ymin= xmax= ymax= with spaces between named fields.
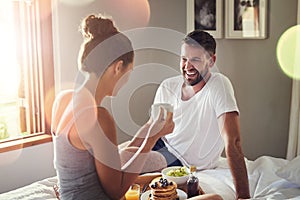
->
xmin=96 ymin=106 xmax=117 ymax=144
xmin=52 ymin=90 xmax=74 ymax=133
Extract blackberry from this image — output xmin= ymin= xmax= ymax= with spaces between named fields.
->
xmin=150 ymin=183 xmax=157 ymax=189
xmin=159 ymin=178 xmax=164 ymax=183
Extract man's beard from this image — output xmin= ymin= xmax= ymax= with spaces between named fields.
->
xmin=184 ymin=69 xmax=208 ymax=86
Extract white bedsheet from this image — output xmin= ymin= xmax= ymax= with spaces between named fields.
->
xmin=0 ymin=176 xmax=58 ymax=200
xmin=196 ymin=156 xmax=300 ymax=200
xmin=0 ymin=156 xmax=299 ymax=200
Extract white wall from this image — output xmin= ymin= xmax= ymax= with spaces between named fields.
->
xmin=0 ymin=0 xmax=298 ymax=193
xmin=0 ymin=143 xmax=56 ymax=193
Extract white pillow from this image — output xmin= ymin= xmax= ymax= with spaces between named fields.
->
xmin=276 ymin=156 xmax=300 ymax=186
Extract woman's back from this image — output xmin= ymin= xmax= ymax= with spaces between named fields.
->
xmin=52 ymin=91 xmax=109 ymax=200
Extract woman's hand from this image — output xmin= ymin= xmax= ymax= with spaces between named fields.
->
xmin=125 ymin=107 xmax=174 ymax=153
xmin=148 ymin=107 xmax=174 ymax=139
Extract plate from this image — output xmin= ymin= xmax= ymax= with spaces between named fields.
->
xmin=140 ymin=189 xmax=187 ymax=200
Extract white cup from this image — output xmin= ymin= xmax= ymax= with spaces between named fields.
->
xmin=150 ymin=103 xmax=173 ymax=120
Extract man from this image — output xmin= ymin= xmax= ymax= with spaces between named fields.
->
xmin=152 ymin=30 xmax=250 ymax=199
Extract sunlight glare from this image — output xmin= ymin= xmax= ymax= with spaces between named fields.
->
xmin=0 ymin=1 xmax=19 ymax=98
xmin=276 ymin=25 xmax=300 ymax=80
xmin=102 ymin=0 xmax=150 ymax=29
xmin=0 ymin=31 xmax=19 ymax=97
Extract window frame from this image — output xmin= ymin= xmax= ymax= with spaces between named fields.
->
xmin=0 ymin=0 xmax=54 ymax=153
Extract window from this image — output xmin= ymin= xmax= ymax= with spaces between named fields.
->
xmin=0 ymin=0 xmax=54 ymax=152
xmin=0 ymin=1 xmax=19 ymax=141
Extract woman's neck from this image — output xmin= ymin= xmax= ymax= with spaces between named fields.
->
xmin=81 ymin=73 xmax=107 ymax=105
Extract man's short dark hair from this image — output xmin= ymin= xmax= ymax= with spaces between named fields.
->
xmin=183 ymin=30 xmax=216 ymax=56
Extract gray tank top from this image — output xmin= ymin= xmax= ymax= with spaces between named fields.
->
xmin=52 ymin=116 xmax=110 ymax=200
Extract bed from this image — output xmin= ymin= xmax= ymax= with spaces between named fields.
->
xmin=0 ymin=156 xmax=299 ymax=200
xmin=0 ymin=176 xmax=58 ymax=200
xmin=197 ymin=156 xmax=300 ymax=200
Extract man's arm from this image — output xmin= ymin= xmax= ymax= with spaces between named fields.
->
xmin=218 ymin=111 xmax=250 ymax=199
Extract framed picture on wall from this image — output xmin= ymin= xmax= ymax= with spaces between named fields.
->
xmin=187 ymin=0 xmax=223 ymax=38
xmin=225 ymin=0 xmax=268 ymax=39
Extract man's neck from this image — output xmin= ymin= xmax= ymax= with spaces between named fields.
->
xmin=181 ymin=72 xmax=211 ymax=101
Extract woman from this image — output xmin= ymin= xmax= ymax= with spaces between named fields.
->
xmin=51 ymin=14 xmax=174 ymax=200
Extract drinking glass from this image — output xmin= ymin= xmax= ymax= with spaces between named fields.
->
xmin=125 ymin=184 xmax=140 ymax=200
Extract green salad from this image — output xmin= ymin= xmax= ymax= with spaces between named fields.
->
xmin=166 ymin=166 xmax=188 ymax=177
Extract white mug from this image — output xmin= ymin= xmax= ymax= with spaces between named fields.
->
xmin=150 ymin=103 xmax=173 ymax=120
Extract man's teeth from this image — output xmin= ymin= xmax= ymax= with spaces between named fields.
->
xmin=186 ymin=71 xmax=196 ymax=75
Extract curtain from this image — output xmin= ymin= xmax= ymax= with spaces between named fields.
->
xmin=287 ymin=80 xmax=300 ymax=160
xmin=286 ymin=0 xmax=300 ymax=160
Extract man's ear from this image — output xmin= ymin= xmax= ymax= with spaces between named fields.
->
xmin=209 ymin=55 xmax=216 ymax=67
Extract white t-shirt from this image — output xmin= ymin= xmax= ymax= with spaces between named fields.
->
xmin=154 ymin=72 xmax=239 ymax=169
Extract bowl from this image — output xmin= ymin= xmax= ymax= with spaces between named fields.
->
xmin=161 ymin=166 xmax=190 ymax=185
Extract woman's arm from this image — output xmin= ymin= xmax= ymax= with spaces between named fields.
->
xmin=91 ymin=107 xmax=174 ymax=199
xmin=125 ymin=107 xmax=174 ymax=149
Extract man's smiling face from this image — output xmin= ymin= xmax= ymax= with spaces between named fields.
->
xmin=180 ymin=43 xmax=211 ymax=86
